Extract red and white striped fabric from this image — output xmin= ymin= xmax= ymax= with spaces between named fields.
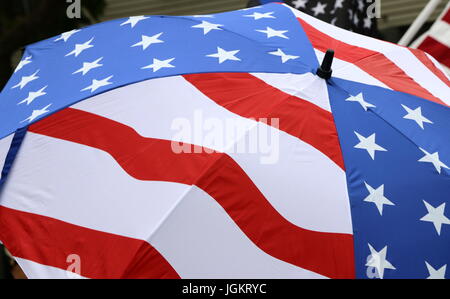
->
xmin=0 ymin=4 xmax=449 ymax=279
xmin=411 ymin=2 xmax=450 ymax=75
xmin=289 ymin=7 xmax=450 ymax=106
xmin=0 ymin=73 xmax=354 ymax=279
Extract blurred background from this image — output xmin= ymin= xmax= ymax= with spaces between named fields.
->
xmin=0 ymin=0 xmax=448 ymax=279
xmin=1 ymin=0 xmax=448 ymax=90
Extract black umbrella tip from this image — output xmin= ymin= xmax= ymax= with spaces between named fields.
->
xmin=316 ymin=49 xmax=334 ymax=80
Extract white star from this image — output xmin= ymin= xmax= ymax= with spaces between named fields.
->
xmin=364 ymin=16 xmax=372 ymax=29
xmin=358 ymin=0 xmax=365 ymax=11
xmin=311 ymin=2 xmax=327 ymax=16
xmin=268 ymin=49 xmax=299 ymax=63
xmin=207 ymin=47 xmax=241 ymax=64
xmin=420 ymin=200 xmax=450 ymax=235
xmin=244 ymin=12 xmax=276 ymax=20
xmin=18 ymin=86 xmax=47 ymax=105
xmin=363 ymin=182 xmax=394 ymax=215
xmin=346 ymin=93 xmax=375 ymax=111
xmin=54 ymin=29 xmax=80 ymax=42
xmin=14 ymin=56 xmax=32 ymax=73
xmin=65 ymin=38 xmax=94 ymax=57
xmin=335 ymin=0 xmax=345 ymax=9
xmin=425 ymin=262 xmax=447 ymax=279
xmin=418 ymin=148 xmax=449 ymax=174
xmin=292 ymin=0 xmax=307 ymax=9
xmin=81 ymin=75 xmax=113 ymax=92
xmin=256 ymin=27 xmax=289 ymax=39
xmin=73 ymin=57 xmax=103 ymax=75
xmin=141 ymin=58 xmax=175 ymax=72
xmin=12 ymin=70 xmax=39 ymax=90
xmin=120 ymin=16 xmax=150 ymax=28
xmin=354 ymin=132 xmax=387 ymax=160
xmin=21 ymin=104 xmax=52 ymax=123
xmin=192 ymin=21 xmax=223 ymax=35
xmin=132 ymin=33 xmax=164 ymax=50
xmin=402 ymin=104 xmax=433 ymax=129
xmin=366 ymin=244 xmax=396 ymax=279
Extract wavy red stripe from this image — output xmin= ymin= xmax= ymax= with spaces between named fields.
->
xmin=29 ymin=107 xmax=355 ymax=279
xmin=409 ymin=48 xmax=450 ymax=88
xmin=183 ymin=72 xmax=345 ymax=170
xmin=0 ymin=206 xmax=180 ymax=279
xmin=298 ymin=18 xmax=448 ymax=106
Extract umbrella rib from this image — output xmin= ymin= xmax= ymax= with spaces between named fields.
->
xmin=143 ymin=122 xmax=261 ymax=244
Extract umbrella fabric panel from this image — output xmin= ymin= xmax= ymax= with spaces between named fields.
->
xmin=0 ymin=134 xmax=325 ymax=278
xmin=329 ymin=78 xmax=450 ymax=279
xmin=0 ymin=3 xmax=319 ymax=141
xmin=0 ymin=130 xmax=328 ymax=279
xmin=0 ymin=73 xmax=354 ymax=278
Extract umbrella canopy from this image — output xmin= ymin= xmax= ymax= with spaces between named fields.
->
xmin=0 ymin=3 xmax=449 ymax=279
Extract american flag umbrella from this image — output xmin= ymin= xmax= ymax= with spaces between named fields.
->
xmin=0 ymin=3 xmax=449 ymax=279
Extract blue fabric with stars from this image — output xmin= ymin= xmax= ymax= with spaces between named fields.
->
xmin=0 ymin=3 xmax=318 ymax=140
xmin=329 ymin=77 xmax=450 ymax=279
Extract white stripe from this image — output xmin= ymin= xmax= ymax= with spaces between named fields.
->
xmin=428 ymin=20 xmax=450 ymax=48
xmin=15 ymin=257 xmax=86 ymax=279
xmin=383 ymin=49 xmax=450 ymax=105
xmin=72 ymin=75 xmax=352 ymax=234
xmin=286 ymin=5 xmax=450 ymax=103
xmin=251 ymin=72 xmax=333 ymax=111
xmin=0 ymin=134 xmax=14 ymax=179
xmin=150 ymin=186 xmax=326 ymax=278
xmin=314 ymin=50 xmax=390 ymax=89
xmin=2 ymin=134 xmax=326 ymax=278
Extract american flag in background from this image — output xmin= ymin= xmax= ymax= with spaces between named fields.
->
xmin=248 ymin=0 xmax=379 ymax=37
xmin=412 ymin=2 xmax=450 ymax=75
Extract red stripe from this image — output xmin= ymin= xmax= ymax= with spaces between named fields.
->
xmin=183 ymin=72 xmax=345 ymax=170
xmin=0 ymin=206 xmax=180 ymax=279
xmin=418 ymin=37 xmax=450 ymax=69
xmin=442 ymin=7 xmax=450 ymax=24
xmin=409 ymin=48 xmax=450 ymax=88
xmin=29 ymin=108 xmax=355 ymax=279
xmin=298 ymin=18 xmax=448 ymax=106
